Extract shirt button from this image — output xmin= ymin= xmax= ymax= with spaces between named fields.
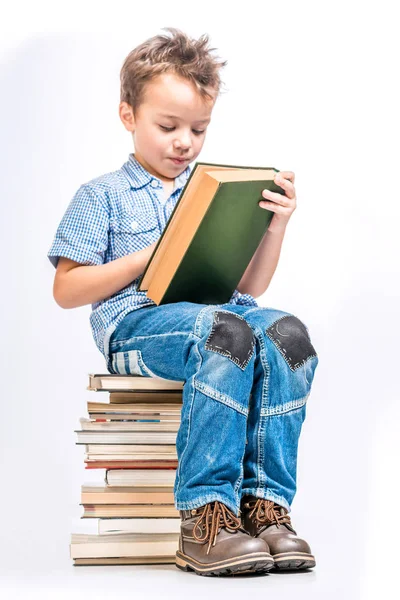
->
xmin=150 ymin=179 xmax=159 ymax=188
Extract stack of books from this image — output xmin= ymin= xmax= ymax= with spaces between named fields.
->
xmin=70 ymin=373 xmax=184 ymax=566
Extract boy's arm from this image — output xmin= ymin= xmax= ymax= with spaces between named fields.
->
xmin=53 ymin=242 xmax=156 ymax=309
xmin=237 ymin=170 xmax=297 ymax=298
xmin=236 ymin=228 xmax=286 ymax=298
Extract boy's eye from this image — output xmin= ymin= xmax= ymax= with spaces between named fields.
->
xmin=159 ymin=125 xmax=205 ymax=135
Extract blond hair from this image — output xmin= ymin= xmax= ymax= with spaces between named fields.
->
xmin=120 ymin=27 xmax=228 ymax=113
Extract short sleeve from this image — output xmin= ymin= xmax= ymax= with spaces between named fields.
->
xmin=47 ymin=185 xmax=109 ymax=268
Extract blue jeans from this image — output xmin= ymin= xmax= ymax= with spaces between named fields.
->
xmin=108 ymin=302 xmax=319 ymax=516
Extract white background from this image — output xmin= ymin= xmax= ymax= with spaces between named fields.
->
xmin=0 ymin=1 xmax=399 ymax=598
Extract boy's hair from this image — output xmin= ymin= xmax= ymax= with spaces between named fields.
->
xmin=120 ymin=27 xmax=228 ymax=114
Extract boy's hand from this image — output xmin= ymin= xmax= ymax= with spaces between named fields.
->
xmin=259 ymin=171 xmax=297 ymax=234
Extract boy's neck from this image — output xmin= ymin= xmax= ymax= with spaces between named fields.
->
xmin=133 ymin=152 xmax=174 ymax=184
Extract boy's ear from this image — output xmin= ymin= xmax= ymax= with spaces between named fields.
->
xmin=119 ymin=102 xmax=136 ymax=132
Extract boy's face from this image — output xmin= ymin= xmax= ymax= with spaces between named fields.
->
xmin=119 ymin=72 xmax=216 ymax=182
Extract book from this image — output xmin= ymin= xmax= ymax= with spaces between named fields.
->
xmin=70 ymin=532 xmax=179 ymax=559
xmin=85 ymin=460 xmax=178 ymax=469
xmin=73 ymin=556 xmax=175 ymax=566
xmin=89 ymin=414 xmax=180 ymax=422
xmin=81 ymin=485 xmax=174 ymax=504
xmin=137 ymin=161 xmax=282 ymax=305
xmin=98 ymin=518 xmax=181 ymax=535
xmin=88 ymin=373 xmax=184 ymax=391
xmin=76 ymin=430 xmax=177 ymax=444
xmin=79 ymin=418 xmax=180 ymax=433
xmin=88 ymin=392 xmax=182 ymax=405
xmin=108 ymin=392 xmax=182 ymax=404
xmin=82 ymin=504 xmax=179 ymax=518
xmin=105 ymin=469 xmax=176 ymax=487
xmin=87 ymin=402 xmax=181 ymax=416
xmin=86 ymin=454 xmax=177 ymax=461
xmin=84 ymin=444 xmax=177 ymax=454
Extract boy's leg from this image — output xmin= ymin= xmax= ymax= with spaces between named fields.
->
xmin=238 ymin=306 xmax=319 ymax=509
xmin=237 ymin=306 xmax=319 ymax=569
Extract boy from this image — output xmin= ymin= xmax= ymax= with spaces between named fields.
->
xmin=48 ymin=28 xmax=319 ymax=576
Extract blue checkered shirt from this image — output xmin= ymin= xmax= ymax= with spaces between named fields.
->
xmin=48 ymin=154 xmax=258 ymax=370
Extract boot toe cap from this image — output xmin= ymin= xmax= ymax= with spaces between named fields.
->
xmin=246 ymin=535 xmax=271 ymax=555
xmin=267 ymin=533 xmax=312 ymax=556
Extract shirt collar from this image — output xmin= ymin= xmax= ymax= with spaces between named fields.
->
xmin=122 ymin=153 xmax=192 ymax=193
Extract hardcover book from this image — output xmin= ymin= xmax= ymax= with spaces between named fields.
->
xmin=137 ymin=161 xmax=283 ymax=304
xmin=70 ymin=532 xmax=179 ymax=559
xmin=88 ymin=373 xmax=184 ymax=391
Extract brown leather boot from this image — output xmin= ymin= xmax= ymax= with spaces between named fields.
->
xmin=240 ymin=495 xmax=316 ymax=570
xmin=175 ymin=500 xmax=274 ymax=576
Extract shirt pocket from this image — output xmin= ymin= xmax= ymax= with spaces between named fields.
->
xmin=109 ymin=211 xmax=159 ymax=257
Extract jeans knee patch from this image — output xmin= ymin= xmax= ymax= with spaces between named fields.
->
xmin=205 ymin=311 xmax=255 ymax=370
xmin=266 ymin=315 xmax=317 ymax=371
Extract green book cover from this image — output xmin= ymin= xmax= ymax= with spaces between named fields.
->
xmin=138 ymin=162 xmax=283 ymax=305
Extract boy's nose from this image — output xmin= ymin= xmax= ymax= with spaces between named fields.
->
xmin=173 ymin=133 xmax=191 ymax=150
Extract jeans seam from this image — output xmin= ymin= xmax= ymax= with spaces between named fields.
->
xmin=234 ymin=435 xmax=247 ymax=507
xmin=193 ymin=305 xmax=215 ymax=337
xmin=193 ymin=306 xmax=242 ymax=338
xmin=252 ymin=325 xmax=270 ymax=491
xmin=175 ymin=493 xmax=239 ymax=516
xmin=193 ymin=380 xmax=249 ymax=417
xmin=204 ymin=343 xmax=253 ymax=371
xmin=174 ymin=342 xmax=202 ymax=497
xmin=303 ymin=362 xmax=309 ymax=385
xmin=261 ymin=394 xmax=309 ymax=417
xmin=241 ymin=488 xmax=291 ymax=513
xmin=175 ymin=306 xmax=213 ymax=495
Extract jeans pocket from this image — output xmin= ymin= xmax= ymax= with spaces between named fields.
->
xmin=109 ymin=348 xmax=156 ymax=377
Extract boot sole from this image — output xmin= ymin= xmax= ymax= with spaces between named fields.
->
xmin=175 ymin=550 xmax=274 ymax=576
xmin=272 ymin=552 xmax=316 ymax=570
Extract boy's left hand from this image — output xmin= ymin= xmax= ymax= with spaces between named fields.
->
xmin=259 ymin=171 xmax=297 ymax=234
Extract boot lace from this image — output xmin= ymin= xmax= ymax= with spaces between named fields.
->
xmin=192 ymin=501 xmax=242 ymax=555
xmin=246 ymin=498 xmax=292 ymax=532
